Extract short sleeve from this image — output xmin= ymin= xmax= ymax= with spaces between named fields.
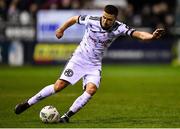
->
xmin=117 ymin=23 xmax=136 ymax=37
xmin=77 ymin=15 xmax=90 ymax=25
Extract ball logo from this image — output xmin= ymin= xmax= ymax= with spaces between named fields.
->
xmin=64 ymin=69 xmax=73 ymax=77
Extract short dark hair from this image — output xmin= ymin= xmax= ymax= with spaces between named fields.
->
xmin=104 ymin=5 xmax=118 ymax=16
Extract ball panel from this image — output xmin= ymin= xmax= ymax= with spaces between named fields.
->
xmin=39 ymin=105 xmax=60 ymax=123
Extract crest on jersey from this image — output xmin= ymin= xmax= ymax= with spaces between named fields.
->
xmin=80 ymin=15 xmax=87 ymax=21
xmin=64 ymin=69 xmax=74 ymax=77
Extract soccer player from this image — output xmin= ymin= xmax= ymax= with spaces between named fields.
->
xmin=15 ymin=5 xmax=165 ymax=123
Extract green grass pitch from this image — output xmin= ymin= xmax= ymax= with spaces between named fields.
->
xmin=0 ymin=64 xmax=180 ymax=128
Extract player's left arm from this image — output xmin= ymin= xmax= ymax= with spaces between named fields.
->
xmin=56 ymin=16 xmax=79 ymax=39
xmin=132 ymin=28 xmax=165 ymax=41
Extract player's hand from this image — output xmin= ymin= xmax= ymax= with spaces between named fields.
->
xmin=55 ymin=29 xmax=64 ymax=39
xmin=152 ymin=28 xmax=165 ymax=39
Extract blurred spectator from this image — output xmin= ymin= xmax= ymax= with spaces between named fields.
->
xmin=49 ymin=3 xmax=58 ymax=10
xmin=19 ymin=11 xmax=31 ymax=25
xmin=133 ymin=14 xmax=142 ymax=27
xmin=141 ymin=4 xmax=152 ymax=26
xmin=152 ymin=2 xmax=168 ymax=15
xmin=165 ymin=14 xmax=175 ymax=27
xmin=28 ymin=3 xmax=38 ymax=23
xmin=60 ymin=0 xmax=71 ymax=9
xmin=92 ymin=0 xmax=127 ymax=9
xmin=126 ymin=0 xmax=176 ymax=29
xmin=40 ymin=0 xmax=60 ymax=10
xmin=8 ymin=0 xmax=20 ymax=23
xmin=1 ymin=0 xmax=177 ymax=30
xmin=123 ymin=3 xmax=134 ymax=25
xmin=71 ymin=0 xmax=81 ymax=9
xmin=0 ymin=0 xmax=7 ymax=21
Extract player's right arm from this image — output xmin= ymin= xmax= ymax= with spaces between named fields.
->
xmin=56 ymin=16 xmax=79 ymax=39
xmin=132 ymin=28 xmax=165 ymax=41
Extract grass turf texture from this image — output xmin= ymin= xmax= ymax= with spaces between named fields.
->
xmin=0 ymin=64 xmax=180 ymax=128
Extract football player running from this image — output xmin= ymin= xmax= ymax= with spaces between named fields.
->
xmin=15 ymin=5 xmax=165 ymax=123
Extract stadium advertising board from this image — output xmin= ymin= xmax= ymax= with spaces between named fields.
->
xmin=104 ymin=39 xmax=172 ymax=63
xmin=5 ymin=25 xmax=35 ymax=41
xmin=33 ymin=43 xmax=77 ymax=63
xmin=37 ymin=10 xmax=102 ymax=42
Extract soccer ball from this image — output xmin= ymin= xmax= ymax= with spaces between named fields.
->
xmin=39 ymin=105 xmax=60 ymax=123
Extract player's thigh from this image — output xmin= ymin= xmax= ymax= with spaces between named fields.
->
xmin=60 ymin=61 xmax=85 ymax=85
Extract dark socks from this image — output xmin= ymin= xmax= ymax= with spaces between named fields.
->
xmin=64 ymin=110 xmax=75 ymax=118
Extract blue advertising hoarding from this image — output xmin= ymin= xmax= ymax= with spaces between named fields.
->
xmin=37 ymin=10 xmax=102 ymax=42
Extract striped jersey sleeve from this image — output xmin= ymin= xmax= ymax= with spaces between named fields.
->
xmin=77 ymin=15 xmax=90 ymax=25
xmin=116 ymin=22 xmax=136 ymax=37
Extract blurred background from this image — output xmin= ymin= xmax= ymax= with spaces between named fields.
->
xmin=0 ymin=0 xmax=179 ymax=66
xmin=0 ymin=1 xmax=180 ymax=127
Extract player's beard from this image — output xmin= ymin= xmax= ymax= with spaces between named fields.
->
xmin=102 ymin=23 xmax=112 ymax=30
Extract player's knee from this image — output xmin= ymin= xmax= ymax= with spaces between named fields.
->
xmin=54 ymin=79 xmax=69 ymax=92
xmin=86 ymin=84 xmax=97 ymax=96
